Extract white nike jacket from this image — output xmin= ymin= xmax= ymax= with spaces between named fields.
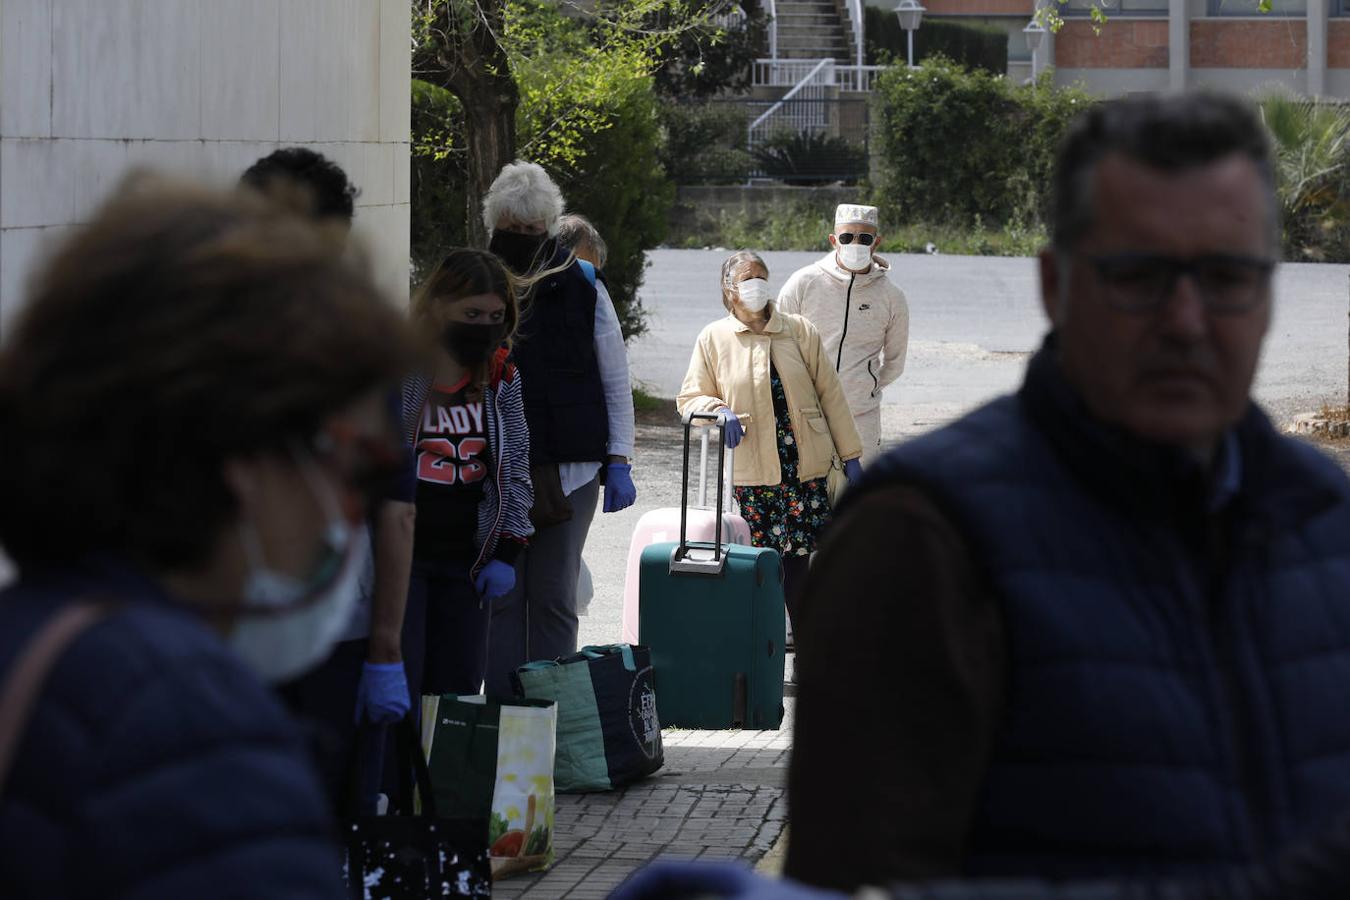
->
xmin=776 ymin=252 xmax=910 ymax=416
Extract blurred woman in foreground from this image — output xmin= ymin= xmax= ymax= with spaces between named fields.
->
xmin=0 ymin=178 xmax=411 ymax=898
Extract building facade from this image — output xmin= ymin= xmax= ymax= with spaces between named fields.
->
xmin=904 ymin=0 xmax=1350 ymax=97
xmin=0 ymin=0 xmax=412 ymax=339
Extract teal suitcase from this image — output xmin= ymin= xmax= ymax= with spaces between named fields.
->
xmin=637 ymin=411 xmax=786 ymax=730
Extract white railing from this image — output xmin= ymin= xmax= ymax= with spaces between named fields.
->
xmin=753 ymin=58 xmax=828 ymax=87
xmin=835 ymin=64 xmax=885 ymax=92
xmin=747 ymin=57 xmax=835 ymax=152
xmin=753 ymin=58 xmax=885 ymax=92
xmin=847 ymin=0 xmax=865 ymax=69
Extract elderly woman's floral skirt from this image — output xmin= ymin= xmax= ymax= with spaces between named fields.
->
xmin=733 ymin=367 xmax=831 ymax=559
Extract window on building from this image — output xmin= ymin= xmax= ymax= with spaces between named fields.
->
xmin=1208 ymin=0 xmax=1307 ymax=15
xmin=1061 ymin=0 xmax=1169 ymax=16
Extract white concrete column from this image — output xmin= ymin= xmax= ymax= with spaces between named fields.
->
xmin=1169 ymin=0 xmax=1190 ymax=92
xmin=1309 ymin=0 xmax=1328 ymax=97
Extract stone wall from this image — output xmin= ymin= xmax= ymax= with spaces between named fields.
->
xmin=0 ymin=0 xmax=412 ymax=338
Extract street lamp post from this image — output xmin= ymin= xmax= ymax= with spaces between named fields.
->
xmin=1023 ymin=19 xmax=1047 ymax=81
xmin=894 ymin=0 xmax=926 ymax=69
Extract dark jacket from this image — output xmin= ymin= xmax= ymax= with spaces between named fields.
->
xmin=0 ymin=561 xmax=343 ymax=899
xmin=510 ymin=242 xmax=609 ymax=464
xmin=889 ymin=807 xmax=1350 ymax=898
xmin=856 ymin=340 xmax=1350 ymax=878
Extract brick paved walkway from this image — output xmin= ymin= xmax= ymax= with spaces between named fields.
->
xmin=493 ymin=701 xmax=794 ymax=899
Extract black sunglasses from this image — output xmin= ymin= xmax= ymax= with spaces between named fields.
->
xmin=1078 ymin=252 xmax=1275 ymax=314
xmin=836 ymin=233 xmax=876 ymax=246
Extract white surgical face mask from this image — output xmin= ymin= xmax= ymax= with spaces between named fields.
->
xmin=837 ymin=242 xmax=873 ymax=272
xmin=736 ymin=278 xmax=772 ymax=313
xmin=228 ymin=453 xmax=366 ymax=683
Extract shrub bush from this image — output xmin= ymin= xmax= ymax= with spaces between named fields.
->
xmin=556 ymin=79 xmax=674 ymax=339
xmin=864 ymin=8 xmax=1007 ymax=74
xmin=659 ymin=101 xmax=754 ymax=185
xmin=410 ymin=79 xmax=469 ymax=283
xmin=1260 ymin=95 xmax=1350 ymax=263
xmin=752 ymin=130 xmax=867 ymax=185
xmin=872 ymin=57 xmax=1093 ymax=229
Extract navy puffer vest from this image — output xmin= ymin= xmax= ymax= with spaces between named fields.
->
xmin=855 ymin=340 xmax=1350 ymax=878
xmin=511 ymin=242 xmax=609 ymax=464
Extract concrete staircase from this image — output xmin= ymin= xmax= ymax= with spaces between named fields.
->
xmin=773 ymin=0 xmax=854 ymax=62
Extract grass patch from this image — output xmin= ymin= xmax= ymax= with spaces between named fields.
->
xmin=670 ymin=204 xmax=1046 ymax=257
xmin=633 ymin=384 xmax=680 ymax=427
xmin=633 ymin=385 xmax=666 ymax=413
xmin=881 ymin=220 xmax=1046 ymax=257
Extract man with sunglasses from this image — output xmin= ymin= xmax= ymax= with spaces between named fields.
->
xmin=788 ymin=93 xmax=1350 ymax=892
xmin=778 ymin=203 xmax=910 ymax=464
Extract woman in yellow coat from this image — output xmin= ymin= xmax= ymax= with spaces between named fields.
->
xmin=677 ymin=250 xmax=864 ymax=630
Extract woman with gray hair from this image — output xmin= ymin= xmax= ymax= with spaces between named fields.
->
xmin=481 ymin=160 xmax=637 ymax=694
xmin=677 ymin=251 xmax=863 ymax=633
xmin=556 ymin=213 xmax=608 ymax=270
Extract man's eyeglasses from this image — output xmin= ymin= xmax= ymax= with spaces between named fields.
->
xmin=1079 ymin=253 xmax=1275 ymax=315
xmin=836 ymin=232 xmax=876 ymax=246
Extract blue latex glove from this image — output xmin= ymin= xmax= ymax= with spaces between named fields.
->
xmin=603 ymin=462 xmax=637 ymax=513
xmin=354 ymin=661 xmax=409 ymax=725
xmin=474 ymin=559 xmax=516 ymax=600
xmin=844 ymin=457 xmax=864 ymax=484
xmin=717 ymin=408 xmax=744 ymax=449
xmin=611 ymin=861 xmax=844 ymax=900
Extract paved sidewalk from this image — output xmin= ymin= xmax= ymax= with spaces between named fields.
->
xmin=494 ymin=701 xmax=795 ymax=899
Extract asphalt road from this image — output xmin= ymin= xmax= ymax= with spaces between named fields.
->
xmin=576 ymin=249 xmax=1350 ymax=648
xmin=629 ymin=248 xmax=1350 ymax=438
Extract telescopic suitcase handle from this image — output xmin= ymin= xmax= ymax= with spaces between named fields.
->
xmin=672 ymin=410 xmax=732 ymax=576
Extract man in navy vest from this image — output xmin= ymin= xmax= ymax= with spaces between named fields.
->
xmin=787 ymin=93 xmax=1350 ymax=891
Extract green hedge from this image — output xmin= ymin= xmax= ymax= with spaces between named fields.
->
xmin=872 ymin=57 xmax=1093 ymax=228
xmin=410 ymin=79 xmax=469 ymax=283
xmin=659 ymin=101 xmax=753 ymax=185
xmin=557 ymin=83 xmax=673 ymax=340
xmin=864 ymin=8 xmax=1007 ymax=74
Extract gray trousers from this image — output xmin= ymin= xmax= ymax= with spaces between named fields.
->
xmin=484 ymin=476 xmax=600 ymax=697
xmin=856 ymin=405 xmax=883 ymax=467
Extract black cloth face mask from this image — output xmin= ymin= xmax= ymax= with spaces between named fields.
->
xmin=489 ymin=230 xmax=548 ymax=274
xmin=442 ymin=322 xmax=506 ymax=369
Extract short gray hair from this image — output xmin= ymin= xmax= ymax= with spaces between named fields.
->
xmin=720 ymin=250 xmax=767 ymax=311
xmin=482 ymin=160 xmax=565 ymax=236
xmin=556 ymin=213 xmax=607 ymax=268
xmin=1052 ymin=92 xmax=1279 ymax=253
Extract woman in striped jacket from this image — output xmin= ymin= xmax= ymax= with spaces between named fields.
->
xmin=401 ymin=249 xmax=534 ymax=698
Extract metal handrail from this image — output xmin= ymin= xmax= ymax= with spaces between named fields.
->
xmin=748 ymin=57 xmax=833 ymax=133
xmin=848 ymin=0 xmax=865 ymax=68
xmin=766 ymin=0 xmax=778 ymax=61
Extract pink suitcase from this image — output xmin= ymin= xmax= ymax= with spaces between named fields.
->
xmin=621 ymin=420 xmax=751 ymax=645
